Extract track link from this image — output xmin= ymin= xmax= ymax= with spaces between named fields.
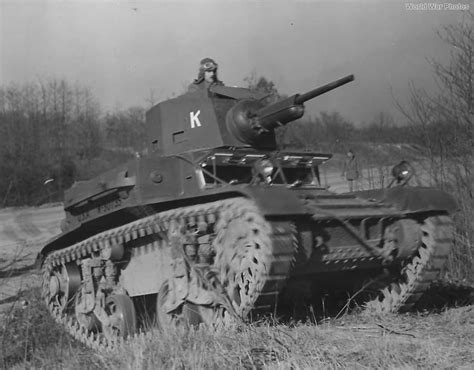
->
xmin=41 ymin=197 xmax=296 ymax=350
xmin=365 ymin=215 xmax=454 ymax=313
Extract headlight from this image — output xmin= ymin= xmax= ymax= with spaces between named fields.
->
xmin=260 ymin=159 xmax=274 ymax=177
xmin=391 ymin=160 xmax=414 ymax=184
xmin=254 ymin=159 xmax=274 ymax=183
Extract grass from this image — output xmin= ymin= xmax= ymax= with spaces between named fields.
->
xmin=1 ymin=288 xmax=473 ymax=369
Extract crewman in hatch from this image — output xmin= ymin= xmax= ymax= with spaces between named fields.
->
xmin=188 ymin=57 xmax=224 ymax=93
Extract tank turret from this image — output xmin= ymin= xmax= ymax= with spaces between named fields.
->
xmin=226 ymin=74 xmax=354 ymax=147
xmin=146 ymin=75 xmax=354 ymax=155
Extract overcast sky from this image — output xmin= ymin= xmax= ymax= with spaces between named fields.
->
xmin=0 ymin=0 xmax=468 ymax=125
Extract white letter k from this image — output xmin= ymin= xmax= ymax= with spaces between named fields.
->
xmin=190 ymin=110 xmax=201 ymax=128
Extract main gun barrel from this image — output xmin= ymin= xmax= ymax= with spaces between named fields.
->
xmin=254 ymin=74 xmax=355 ymax=131
xmin=294 ymin=74 xmax=354 ymax=105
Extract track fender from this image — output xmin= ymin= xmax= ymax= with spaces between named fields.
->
xmin=354 ymin=187 xmax=458 ymax=214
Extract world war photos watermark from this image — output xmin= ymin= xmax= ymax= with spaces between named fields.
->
xmin=405 ymin=3 xmax=470 ymax=10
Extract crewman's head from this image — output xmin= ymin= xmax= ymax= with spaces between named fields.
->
xmin=199 ymin=57 xmax=218 ymax=83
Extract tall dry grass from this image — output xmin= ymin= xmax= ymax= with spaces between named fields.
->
xmin=432 ymin=159 xmax=474 ymax=282
xmin=2 ymin=288 xmax=473 ymax=369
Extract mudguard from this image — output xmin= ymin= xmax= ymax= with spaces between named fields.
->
xmin=354 ymin=187 xmax=458 ymax=214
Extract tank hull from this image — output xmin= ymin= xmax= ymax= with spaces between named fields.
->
xmin=40 ymin=171 xmax=456 ymax=350
xmin=39 ymin=149 xmax=456 ymax=258
xmin=37 ymin=74 xmax=459 ymax=350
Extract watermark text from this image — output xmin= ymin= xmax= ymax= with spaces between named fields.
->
xmin=405 ymin=3 xmax=470 ymax=10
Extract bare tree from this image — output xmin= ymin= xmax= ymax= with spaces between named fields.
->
xmin=396 ymin=11 xmax=473 ymax=279
xmin=0 ymin=79 xmax=102 ymax=206
xmin=104 ymin=106 xmax=147 ymax=152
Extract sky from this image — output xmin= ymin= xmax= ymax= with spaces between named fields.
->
xmin=0 ymin=0 xmax=469 ymax=125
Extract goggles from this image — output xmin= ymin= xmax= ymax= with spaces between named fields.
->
xmin=201 ymin=61 xmax=217 ymax=72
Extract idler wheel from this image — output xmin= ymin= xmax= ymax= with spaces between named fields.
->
xmin=103 ymin=294 xmax=137 ymax=339
xmin=47 ymin=263 xmax=80 ymax=313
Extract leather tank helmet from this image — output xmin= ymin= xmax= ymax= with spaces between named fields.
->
xmin=193 ymin=57 xmax=223 ymax=85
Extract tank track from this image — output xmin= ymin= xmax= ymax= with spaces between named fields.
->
xmin=41 ymin=197 xmax=296 ymax=351
xmin=364 ymin=215 xmax=454 ymax=313
xmin=42 ymin=203 xmax=454 ymax=350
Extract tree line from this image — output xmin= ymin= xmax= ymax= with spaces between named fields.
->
xmin=0 ymin=71 xmax=469 ymax=208
xmin=0 ymin=75 xmax=423 ymax=208
xmin=0 ymin=80 xmax=146 ymax=206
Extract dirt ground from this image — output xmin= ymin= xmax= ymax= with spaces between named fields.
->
xmin=0 ymin=204 xmax=64 ymax=313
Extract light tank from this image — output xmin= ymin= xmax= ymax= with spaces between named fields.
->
xmin=38 ymin=74 xmax=457 ymax=349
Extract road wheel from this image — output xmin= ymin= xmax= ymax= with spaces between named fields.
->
xmin=103 ymin=294 xmax=137 ymax=339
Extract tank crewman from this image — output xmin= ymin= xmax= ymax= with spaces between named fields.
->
xmin=188 ymin=57 xmax=224 ymax=93
xmin=341 ymin=149 xmax=360 ymax=192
